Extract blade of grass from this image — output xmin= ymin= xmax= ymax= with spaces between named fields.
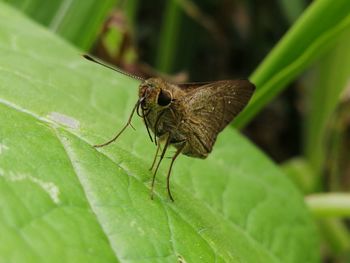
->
xmin=304 ymin=29 xmax=350 ymax=177
xmin=155 ymin=0 xmax=182 ymax=73
xmin=306 ymin=193 xmax=350 ymax=259
xmin=279 ymin=0 xmax=306 ymax=23
xmin=234 ymin=0 xmax=350 ymax=128
xmin=318 ymin=219 xmax=350 ymax=260
xmin=306 ymin=193 xmax=350 ymax=217
xmin=122 ymin=0 xmax=139 ymax=29
xmin=1 ymin=0 xmax=119 ymax=50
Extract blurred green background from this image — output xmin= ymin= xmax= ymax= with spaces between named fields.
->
xmin=2 ymin=0 xmax=350 ymax=262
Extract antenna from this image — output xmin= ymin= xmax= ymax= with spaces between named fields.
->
xmin=83 ymin=54 xmax=144 ymax=81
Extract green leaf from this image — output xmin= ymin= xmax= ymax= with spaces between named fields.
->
xmin=234 ymin=0 xmax=350 ymax=128
xmin=0 ymin=3 xmax=319 ymax=263
xmin=1 ymin=0 xmax=118 ymax=50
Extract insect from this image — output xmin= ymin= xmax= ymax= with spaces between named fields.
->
xmin=84 ymin=55 xmax=255 ymax=201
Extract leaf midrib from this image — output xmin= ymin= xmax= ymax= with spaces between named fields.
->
xmin=0 ymin=97 xmax=279 ymax=263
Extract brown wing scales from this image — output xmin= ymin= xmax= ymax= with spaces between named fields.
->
xmin=180 ymin=80 xmax=254 ymax=157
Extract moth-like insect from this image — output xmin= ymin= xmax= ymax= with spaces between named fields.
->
xmin=84 ymin=55 xmax=255 ymax=201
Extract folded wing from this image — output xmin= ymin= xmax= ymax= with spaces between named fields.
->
xmin=182 ymin=79 xmax=255 ymax=155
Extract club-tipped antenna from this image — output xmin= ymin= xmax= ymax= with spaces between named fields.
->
xmin=83 ymin=54 xmax=144 ymax=81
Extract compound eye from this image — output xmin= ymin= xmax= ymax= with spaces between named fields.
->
xmin=157 ymin=89 xmax=172 ymax=106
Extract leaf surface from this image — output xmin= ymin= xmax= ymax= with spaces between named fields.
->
xmin=0 ymin=3 xmax=319 ymax=263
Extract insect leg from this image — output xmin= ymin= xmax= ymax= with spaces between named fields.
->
xmin=94 ymin=99 xmax=140 ymax=148
xmin=142 ymin=110 xmax=154 ymax=143
xmin=167 ymin=141 xmax=186 ymax=202
xmin=153 ymin=110 xmax=166 ymax=146
xmin=149 ymin=142 xmax=161 ymax=171
xmin=150 ymin=133 xmax=171 ymax=200
xmin=136 ymin=100 xmax=153 ymax=143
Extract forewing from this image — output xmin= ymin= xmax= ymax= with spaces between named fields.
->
xmin=183 ymin=80 xmax=255 ymax=151
xmin=177 ymin=82 xmax=211 ymax=93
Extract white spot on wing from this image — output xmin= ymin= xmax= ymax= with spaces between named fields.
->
xmin=48 ymin=112 xmax=80 ymax=129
